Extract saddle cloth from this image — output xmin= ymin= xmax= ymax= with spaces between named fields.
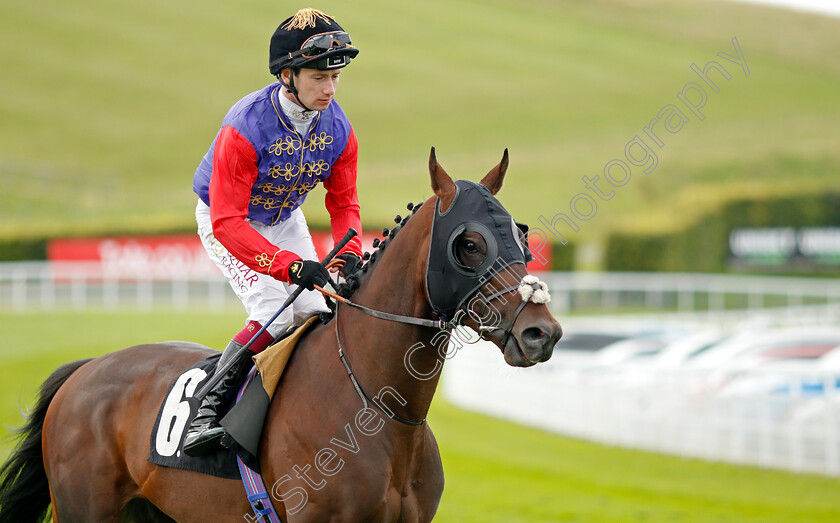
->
xmin=147 ymin=353 xmax=239 ymax=478
xmin=147 ymin=316 xmax=319 ymax=478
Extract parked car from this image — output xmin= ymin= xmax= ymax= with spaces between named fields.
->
xmin=547 ymin=321 xmax=699 ymax=378
xmin=683 ymin=326 xmax=840 ymax=395
xmin=685 ymin=326 xmax=840 ymax=371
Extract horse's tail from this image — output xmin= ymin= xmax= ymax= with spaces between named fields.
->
xmin=0 ymin=358 xmax=93 ymax=523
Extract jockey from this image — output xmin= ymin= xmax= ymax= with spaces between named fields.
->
xmin=185 ymin=8 xmax=363 ymax=456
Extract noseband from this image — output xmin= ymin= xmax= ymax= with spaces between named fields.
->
xmin=468 ymin=276 xmax=547 ymax=351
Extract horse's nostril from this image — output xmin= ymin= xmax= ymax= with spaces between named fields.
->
xmin=521 ymin=322 xmax=563 ymax=353
xmin=522 ymin=327 xmax=546 ymax=342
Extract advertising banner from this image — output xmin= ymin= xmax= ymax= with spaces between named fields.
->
xmin=728 ymin=227 xmax=840 ymax=270
xmin=48 ymin=230 xmax=553 ymax=278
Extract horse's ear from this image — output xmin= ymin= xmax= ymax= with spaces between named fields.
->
xmin=480 ymin=148 xmax=509 ymax=195
xmin=429 ymin=146 xmax=457 ymax=211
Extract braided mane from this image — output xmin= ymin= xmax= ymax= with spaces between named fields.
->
xmin=335 ymin=201 xmax=424 ymax=299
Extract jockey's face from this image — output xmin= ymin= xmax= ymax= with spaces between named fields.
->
xmin=282 ymin=68 xmax=341 ymax=112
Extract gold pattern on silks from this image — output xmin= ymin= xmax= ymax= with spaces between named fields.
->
xmin=256 ymin=183 xmax=285 ymax=196
xmin=256 ymin=159 xmax=329 ymax=206
xmin=250 ymin=194 xmax=300 ymax=211
xmin=267 ymin=163 xmax=298 ymax=181
xmin=256 ymin=181 xmax=317 ymax=197
xmin=269 ymin=136 xmax=301 ymax=156
xmin=301 ymin=159 xmax=329 ymax=178
xmin=303 ymin=132 xmax=333 ymax=152
xmin=255 ymin=251 xmax=282 ymax=273
xmin=250 ymin=195 xmax=277 ymax=210
xmin=295 ymin=180 xmax=317 ymax=193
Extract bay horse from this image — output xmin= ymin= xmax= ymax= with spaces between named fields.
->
xmin=0 ymin=149 xmax=562 ymax=522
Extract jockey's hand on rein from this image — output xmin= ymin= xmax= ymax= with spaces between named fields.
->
xmin=335 ymin=252 xmax=362 ymax=278
xmin=288 ymin=260 xmax=330 ymax=291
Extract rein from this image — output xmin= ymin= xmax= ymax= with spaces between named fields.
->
xmin=317 ymin=285 xmax=457 ymax=331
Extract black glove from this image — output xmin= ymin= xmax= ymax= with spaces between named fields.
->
xmin=287 ymin=260 xmax=330 ymax=291
xmin=335 ymin=252 xmax=362 ymax=278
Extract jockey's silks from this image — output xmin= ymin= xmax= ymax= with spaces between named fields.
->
xmin=193 ymin=82 xmax=352 ymax=227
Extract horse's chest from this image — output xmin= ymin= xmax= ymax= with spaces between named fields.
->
xmin=266 ymin=431 xmax=443 ymax=522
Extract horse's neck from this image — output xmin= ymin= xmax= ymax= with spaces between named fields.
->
xmin=336 ymin=229 xmax=445 ymax=424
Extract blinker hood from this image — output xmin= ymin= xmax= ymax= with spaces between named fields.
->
xmin=426 ymin=180 xmax=533 ymax=321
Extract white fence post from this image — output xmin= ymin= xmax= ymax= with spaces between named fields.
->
xmin=11 ymin=268 xmax=27 ymax=310
xmin=71 ymin=272 xmax=86 ymax=310
xmin=826 ymin=375 xmax=839 ymax=476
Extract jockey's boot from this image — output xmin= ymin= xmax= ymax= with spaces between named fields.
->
xmin=183 ymin=340 xmax=252 ymax=457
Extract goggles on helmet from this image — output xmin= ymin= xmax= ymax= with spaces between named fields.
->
xmin=292 ymin=31 xmax=354 ymax=60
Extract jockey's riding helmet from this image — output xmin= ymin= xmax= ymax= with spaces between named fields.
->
xmin=269 ymin=8 xmax=359 ymax=75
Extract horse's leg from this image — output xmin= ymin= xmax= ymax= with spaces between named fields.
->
xmin=42 ymin=351 xmax=159 ymax=521
xmin=138 ymin=468 xmax=248 ymax=522
xmin=400 ymin=429 xmax=444 ymax=523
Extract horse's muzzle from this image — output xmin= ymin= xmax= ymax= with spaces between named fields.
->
xmin=491 ymin=318 xmax=562 ymax=367
xmin=519 ymin=320 xmax=563 ymax=362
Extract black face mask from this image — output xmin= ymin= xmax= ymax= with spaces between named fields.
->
xmin=425 ymin=180 xmax=533 ymax=320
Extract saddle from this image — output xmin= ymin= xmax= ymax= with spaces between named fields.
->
xmin=148 ymin=316 xmax=319 ymax=477
xmin=220 ymin=315 xmax=320 ymax=465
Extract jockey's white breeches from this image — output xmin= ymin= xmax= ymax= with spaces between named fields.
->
xmin=196 ymin=200 xmax=330 ymax=337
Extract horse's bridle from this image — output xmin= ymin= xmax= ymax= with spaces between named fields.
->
xmin=321 ymin=181 xmax=545 ymax=426
xmin=319 ymin=273 xmax=543 ymax=427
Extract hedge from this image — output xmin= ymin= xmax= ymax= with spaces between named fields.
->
xmin=0 ymin=237 xmax=48 ymax=262
xmin=605 ymin=192 xmax=840 ymax=273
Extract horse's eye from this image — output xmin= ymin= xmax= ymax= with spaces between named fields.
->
xmin=463 ymin=240 xmax=478 ymax=254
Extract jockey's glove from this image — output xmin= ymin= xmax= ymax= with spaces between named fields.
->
xmin=288 ymin=260 xmax=330 ymax=291
xmin=335 ymin=252 xmax=362 ymax=278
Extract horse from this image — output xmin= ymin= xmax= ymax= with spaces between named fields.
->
xmin=0 ymin=148 xmax=562 ymax=522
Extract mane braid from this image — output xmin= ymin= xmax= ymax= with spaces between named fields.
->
xmin=334 ymin=201 xmax=421 ymax=299
xmin=281 ymin=8 xmax=335 ymax=30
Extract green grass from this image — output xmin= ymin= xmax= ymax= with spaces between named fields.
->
xmin=2 ymin=310 xmax=839 ymax=521
xmin=1 ymin=0 xmax=839 ymax=247
xmin=432 ymin=401 xmax=840 ymax=522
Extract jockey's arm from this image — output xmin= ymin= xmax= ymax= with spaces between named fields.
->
xmin=323 ymin=127 xmax=363 ymax=257
xmin=208 ymin=125 xmax=300 ymax=282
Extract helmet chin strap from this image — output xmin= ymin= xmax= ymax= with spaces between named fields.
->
xmin=280 ymin=70 xmax=314 ymax=112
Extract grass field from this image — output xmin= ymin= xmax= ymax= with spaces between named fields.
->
xmin=2 ymin=310 xmax=839 ymax=522
xmin=1 ymin=0 xmax=839 ymax=247
xmin=2 ymin=1 xmax=840 ymax=519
